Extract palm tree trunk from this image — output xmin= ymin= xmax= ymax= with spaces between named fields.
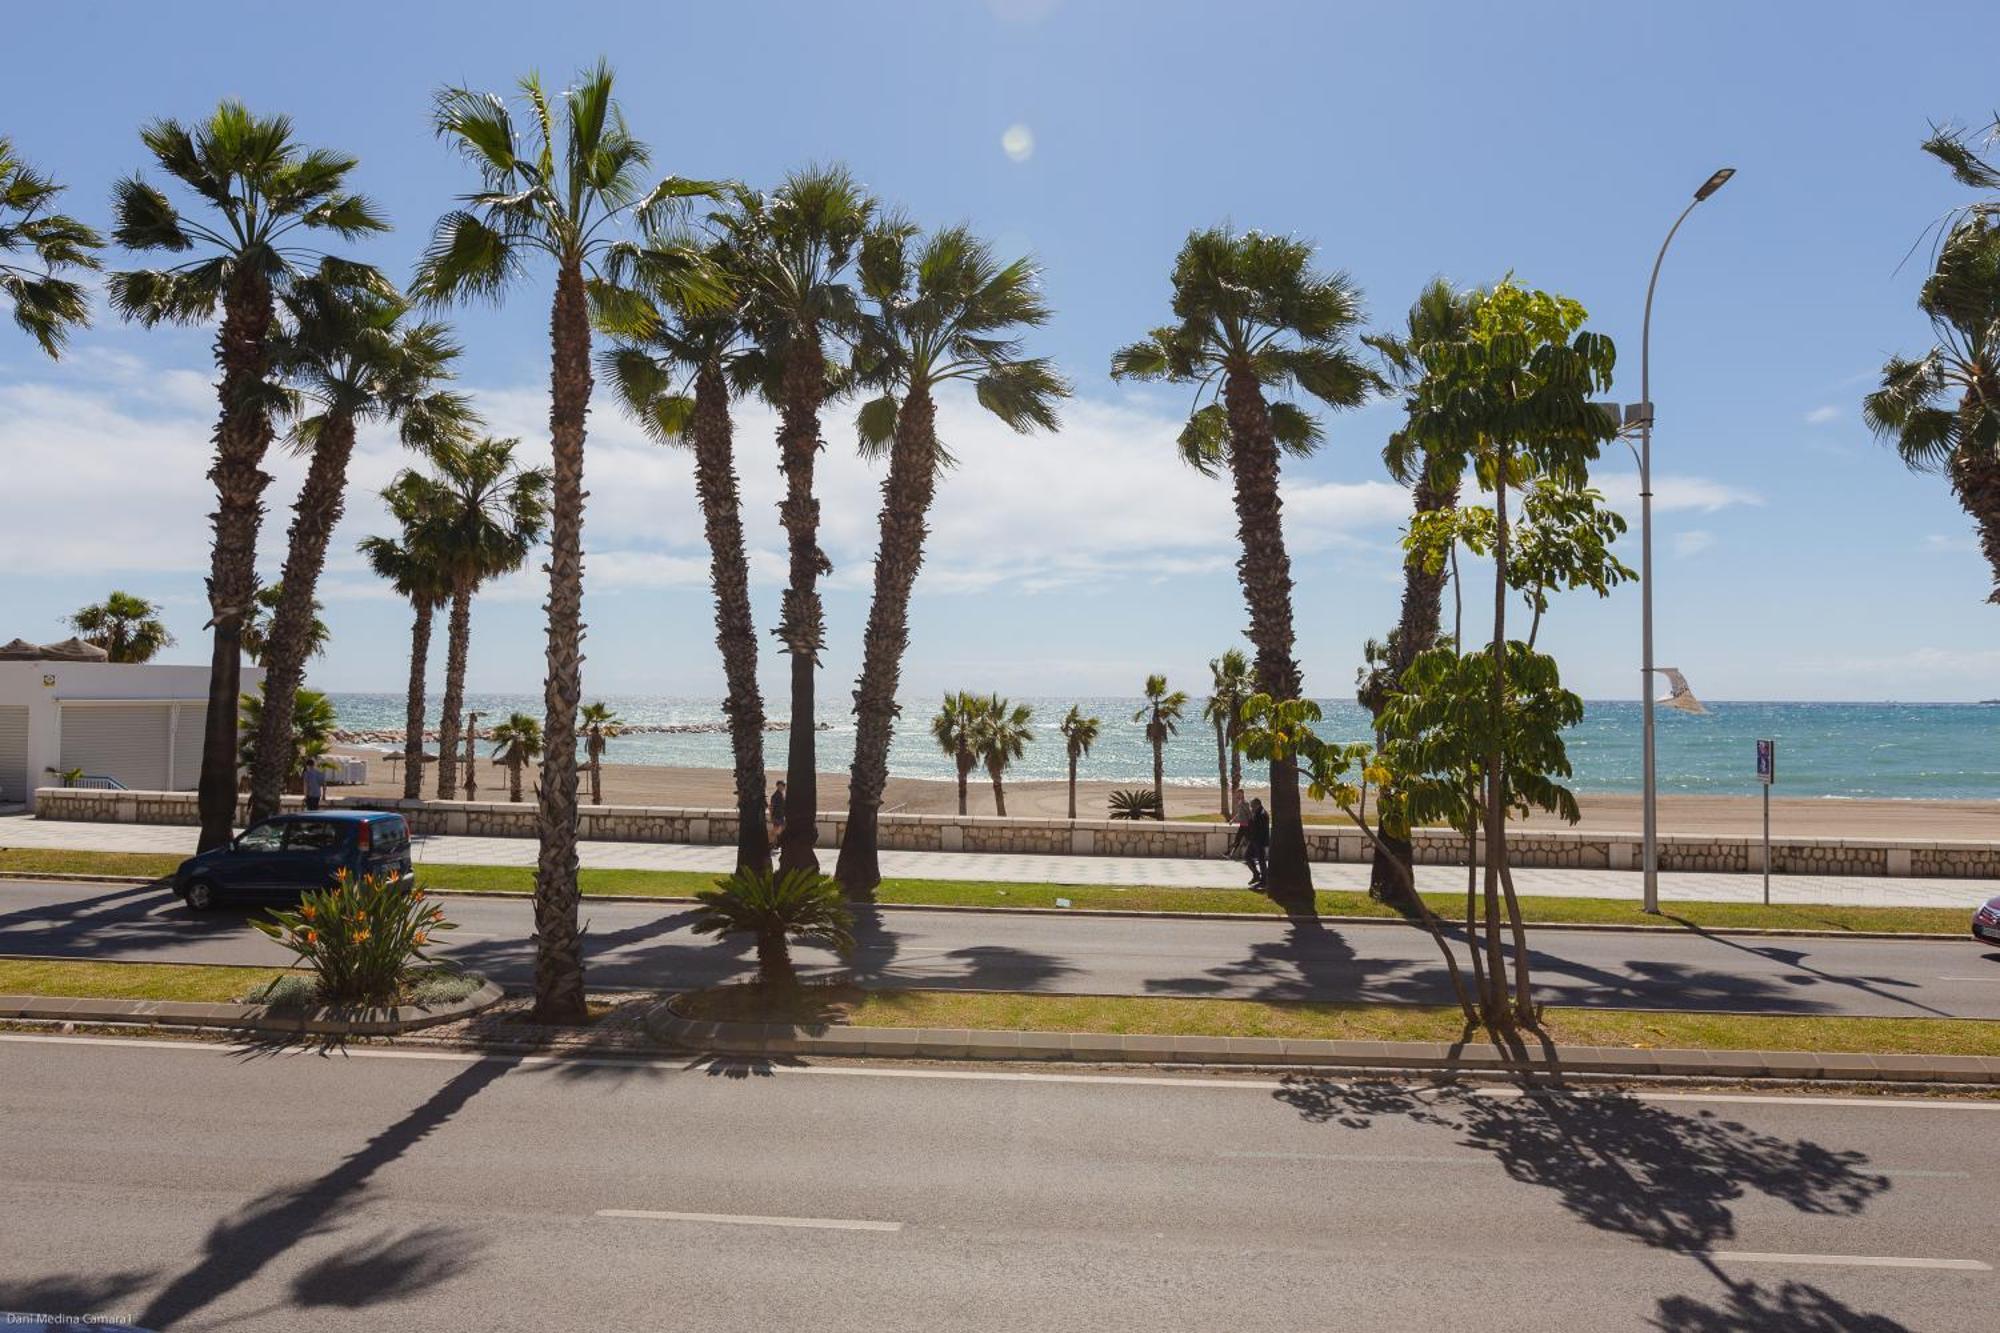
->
xmin=195 ymin=268 xmax=278 ymax=852
xmin=989 ymin=765 xmax=1007 ymax=817
xmin=1951 ymin=444 xmax=2000 ymax=604
xmin=1151 ymin=733 xmax=1166 ymax=821
xmin=435 ymin=583 xmax=472 ymax=800
xmin=531 ymin=259 xmax=592 ymax=1025
xmin=956 ymin=751 xmax=971 ymax=816
xmin=509 ymin=758 xmax=524 ymax=803
xmin=1228 ymin=717 xmax=1242 ymax=795
xmin=248 ymin=413 xmax=358 ymax=822
xmin=1220 ymin=370 xmax=1312 ymax=909
xmin=401 ymin=600 xmax=433 ymax=800
xmin=689 ymin=360 xmax=768 ymax=872
xmin=775 ymin=327 xmax=829 ymax=875
xmin=1483 ymin=448 xmax=1513 ymax=1023
xmin=756 ymin=931 xmax=796 ymax=988
xmin=836 ymin=386 xmax=938 ymax=894
xmin=1067 ymin=752 xmax=1078 ymax=821
xmin=1213 ymin=714 xmax=1228 ymax=817
xmin=589 ymin=745 xmax=603 ymax=805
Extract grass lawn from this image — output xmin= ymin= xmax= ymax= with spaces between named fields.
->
xmin=678 ymin=983 xmax=2000 ymax=1059
xmin=0 ymin=848 xmax=183 ymax=879
xmin=0 ymin=958 xmax=291 ymax=1004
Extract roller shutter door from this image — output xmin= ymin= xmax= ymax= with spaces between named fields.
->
xmin=0 ymin=706 xmax=27 ymax=804
xmin=171 ymin=703 xmax=207 ymax=791
xmin=60 ymin=704 xmax=171 ymax=790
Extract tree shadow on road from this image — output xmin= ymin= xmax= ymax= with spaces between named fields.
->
xmin=0 ymin=1269 xmax=160 ymax=1327
xmin=1650 ymin=1280 xmax=1914 ymax=1332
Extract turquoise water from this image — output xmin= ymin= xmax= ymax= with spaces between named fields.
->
xmin=327 ymin=694 xmax=2000 ymax=800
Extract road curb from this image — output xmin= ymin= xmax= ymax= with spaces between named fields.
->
xmin=0 ymin=977 xmax=504 ymax=1036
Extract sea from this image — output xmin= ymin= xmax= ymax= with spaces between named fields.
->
xmin=325 ymin=695 xmax=2000 ymax=801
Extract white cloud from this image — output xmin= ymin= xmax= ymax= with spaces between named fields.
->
xmin=1924 ymin=533 xmax=1976 ymax=554
xmin=1804 ymin=405 xmax=1841 ymax=425
xmin=1594 ymin=471 xmax=1763 ymax=514
xmin=1001 ymin=124 xmax=1035 ymax=163
xmin=1672 ymin=529 xmax=1716 ymax=558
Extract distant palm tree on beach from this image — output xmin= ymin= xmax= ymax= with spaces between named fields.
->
xmin=975 ymin=696 xmax=1034 ymax=817
xmin=67 ymin=592 xmax=173 ymax=664
xmin=488 ymin=712 xmax=543 ymax=804
xmin=1133 ymin=674 xmax=1188 ymax=821
xmin=1 ymin=136 xmax=102 ymax=357
xmin=360 ymin=482 xmax=453 ymax=800
xmin=1203 ymin=648 xmax=1253 ymax=816
xmin=580 ymin=702 xmax=625 ymax=806
xmin=931 ymin=691 xmax=987 ymax=817
xmin=1058 ymin=706 xmax=1101 ymax=822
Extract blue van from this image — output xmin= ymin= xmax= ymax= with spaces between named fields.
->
xmin=172 ymin=811 xmax=415 ymax=910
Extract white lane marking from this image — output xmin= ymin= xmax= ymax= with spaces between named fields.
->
xmin=596 ymin=1208 xmax=901 ymax=1232
xmin=1708 ymin=1251 xmax=1991 ymax=1272
xmin=1935 ymin=976 xmax=2000 ymax=982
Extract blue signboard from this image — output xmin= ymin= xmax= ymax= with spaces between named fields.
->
xmin=1756 ymin=738 xmax=1776 ymax=786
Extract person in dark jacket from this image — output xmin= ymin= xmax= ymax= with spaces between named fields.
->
xmin=769 ymin=780 xmax=788 ymax=853
xmin=1245 ymin=797 xmax=1270 ymax=888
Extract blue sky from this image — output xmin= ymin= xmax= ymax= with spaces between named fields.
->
xmin=3 ymin=0 xmax=1997 ymax=702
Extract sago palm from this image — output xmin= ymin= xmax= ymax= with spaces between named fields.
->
xmin=580 ymin=701 xmax=625 ymax=806
xmin=834 ymin=221 xmax=1068 ymax=890
xmin=359 ymin=483 xmax=453 ymax=800
xmin=1112 ymin=227 xmax=1382 ymax=899
xmin=67 ymin=591 xmax=173 ymax=663
xmin=414 ymin=60 xmax=722 ymax=1021
xmin=1058 ymin=705 xmax=1101 ymax=822
xmin=931 ymin=691 xmax=987 ymax=817
xmin=488 ymin=712 xmax=544 ymax=804
xmin=1202 ymin=648 xmax=1253 ymax=816
xmin=974 ymin=695 xmax=1034 ymax=817
xmin=1131 ymin=674 xmax=1188 ymax=821
xmin=691 ymin=867 xmax=855 ymax=989
xmin=111 ymin=101 xmax=387 ymax=852
xmin=1 ymin=137 xmax=103 ymax=356
xmin=248 ymin=277 xmax=473 ymax=820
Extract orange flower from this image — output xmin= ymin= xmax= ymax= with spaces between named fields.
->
xmin=300 ymin=904 xmax=316 ymax=921
xmin=303 ymin=929 xmax=318 ymax=945
xmin=412 ymin=930 xmax=427 ymax=947
xmin=352 ymin=928 xmax=371 ymax=944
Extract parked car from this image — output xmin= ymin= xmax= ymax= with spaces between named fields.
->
xmin=1975 ymin=894 xmax=2000 ymax=947
xmin=172 ymin=811 xmax=414 ymax=910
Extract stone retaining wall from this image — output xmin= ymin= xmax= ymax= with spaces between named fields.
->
xmin=31 ymin=787 xmax=2000 ymax=879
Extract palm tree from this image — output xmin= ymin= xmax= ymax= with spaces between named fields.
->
xmin=67 ymin=592 xmax=174 ymax=663
xmin=2 ymin=137 xmax=103 ymax=356
xmin=247 ymin=278 xmax=472 ymax=820
xmin=110 ymin=101 xmax=387 ymax=853
xmin=359 ymin=485 xmax=452 ymax=801
xmin=604 ymin=243 xmax=769 ymax=870
xmin=1058 ymin=706 xmax=1101 ymax=822
xmin=1112 ymin=227 xmax=1382 ymax=901
xmin=1202 ymin=648 xmax=1253 ymax=816
xmin=1131 ymin=674 xmax=1188 ymax=821
xmin=390 ymin=438 xmax=549 ymax=801
xmin=415 ymin=62 xmax=721 ymax=1023
xmin=725 ymin=168 xmax=875 ymax=875
xmin=237 ymin=685 xmax=336 ymax=792
xmin=580 ymin=701 xmax=625 ymax=806
xmin=690 ymin=867 xmax=854 ymax=989
xmin=1867 ymin=218 xmax=2000 ymax=601
xmin=834 ymin=221 xmax=1068 ymax=891
xmin=239 ymin=583 xmax=331 ymax=665
xmin=931 ymin=691 xmax=987 ymax=817
xmin=488 ymin=712 xmax=543 ymax=804
xmin=974 ymin=696 xmax=1034 ymax=817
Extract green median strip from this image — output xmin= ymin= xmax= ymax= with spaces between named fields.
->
xmin=0 ymin=958 xmax=291 ymax=1005
xmin=678 ymin=984 xmax=2000 ymax=1060
xmin=0 ymin=848 xmax=183 ymax=879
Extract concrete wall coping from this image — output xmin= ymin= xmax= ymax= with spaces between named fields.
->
xmin=0 ymin=977 xmax=503 ymax=1036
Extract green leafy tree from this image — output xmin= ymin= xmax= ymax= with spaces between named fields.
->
xmin=68 ymin=591 xmax=174 ymax=663
xmin=360 ymin=480 xmax=453 ymax=799
xmin=930 ymin=691 xmax=987 ymax=816
xmin=1131 ymin=674 xmax=1188 ymax=821
xmin=414 ymin=60 xmax=722 ymax=1023
xmin=1202 ymin=648 xmax=1253 ymax=816
xmin=974 ymin=695 xmax=1034 ymax=817
xmin=691 ymin=867 xmax=855 ymax=988
xmin=1112 ymin=228 xmax=1383 ymax=900
xmin=1058 ymin=705 xmax=1101 ymax=821
xmin=238 ymin=684 xmax=336 ymax=790
xmin=835 ymin=221 xmax=1068 ymax=891
xmin=240 ymin=584 xmax=330 ymax=665
xmin=110 ymin=101 xmax=387 ymax=853
xmin=580 ymin=701 xmax=625 ymax=806
xmin=1 ymin=136 xmax=103 ymax=356
xmin=488 ymin=711 xmax=544 ymax=804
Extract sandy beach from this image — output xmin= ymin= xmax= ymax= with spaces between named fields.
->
xmin=331 ymin=751 xmax=2000 ymax=841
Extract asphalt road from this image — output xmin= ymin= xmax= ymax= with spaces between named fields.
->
xmin=1 ymin=1033 xmax=1995 ymax=1331
xmin=3 ymin=878 xmax=1998 ymax=1017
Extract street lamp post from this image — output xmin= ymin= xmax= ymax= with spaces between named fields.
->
xmin=1638 ymin=166 xmax=1734 ymax=914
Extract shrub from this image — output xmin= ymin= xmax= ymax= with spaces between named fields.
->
xmin=1107 ymin=788 xmax=1162 ymax=820
xmin=244 ymin=974 xmax=320 ymax=1010
xmin=254 ymin=870 xmax=456 ymax=1005
xmin=690 ymin=867 xmax=855 ymax=988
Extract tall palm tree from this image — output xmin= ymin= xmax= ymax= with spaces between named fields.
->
xmin=974 ymin=695 xmax=1034 ymax=817
xmin=834 ymin=221 xmax=1068 ymax=891
xmin=67 ymin=592 xmax=173 ymax=663
xmin=247 ymin=278 xmax=472 ymax=820
xmin=2 ymin=137 xmax=103 ymax=356
xmin=1131 ymin=674 xmax=1188 ymax=821
xmin=488 ymin=711 xmax=544 ymax=803
xmin=580 ymin=701 xmax=625 ymax=806
xmin=391 ymin=437 xmax=549 ymax=800
xmin=415 ymin=62 xmax=720 ymax=1022
xmin=1112 ymin=228 xmax=1382 ymax=901
xmin=110 ymin=102 xmax=387 ymax=852
xmin=931 ymin=691 xmax=987 ymax=817
xmin=604 ymin=243 xmax=770 ymax=870
xmin=1058 ymin=706 xmax=1101 ymax=822
xmin=1202 ymin=648 xmax=1253 ymax=816
xmin=1867 ymin=217 xmax=2000 ymax=601
xmin=725 ymin=167 xmax=874 ymax=875
xmin=359 ymin=481 xmax=452 ymax=800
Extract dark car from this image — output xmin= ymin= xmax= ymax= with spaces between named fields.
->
xmin=172 ymin=811 xmax=414 ymax=910
xmin=1975 ymin=894 xmax=2000 ymax=946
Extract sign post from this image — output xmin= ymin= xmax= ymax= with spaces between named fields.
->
xmin=1755 ymin=739 xmax=1776 ymax=905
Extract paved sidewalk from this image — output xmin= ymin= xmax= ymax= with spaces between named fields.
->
xmin=5 ymin=816 xmax=1992 ymax=908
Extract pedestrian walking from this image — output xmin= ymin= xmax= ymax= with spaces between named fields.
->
xmin=302 ymin=760 xmax=326 ymax=812
xmin=1245 ymin=797 xmax=1269 ymax=888
xmin=769 ymin=780 xmax=788 ymax=853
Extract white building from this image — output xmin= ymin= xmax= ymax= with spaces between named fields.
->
xmin=0 ymin=655 xmax=262 ymax=810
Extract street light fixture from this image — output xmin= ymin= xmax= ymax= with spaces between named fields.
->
xmin=1637 ymin=166 xmax=1734 ymax=914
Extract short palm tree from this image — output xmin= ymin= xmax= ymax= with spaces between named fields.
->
xmin=247 ymin=277 xmax=472 ymax=820
xmin=1 ymin=137 xmax=103 ymax=356
xmin=359 ymin=483 xmax=452 ymax=800
xmin=390 ymin=437 xmax=549 ymax=800
xmin=580 ymin=701 xmax=625 ymax=806
xmin=974 ymin=696 xmax=1034 ymax=817
xmin=691 ymin=867 xmax=855 ymax=989
xmin=415 ymin=61 xmax=722 ymax=1022
xmin=1866 ymin=217 xmax=2000 ymax=602
xmin=67 ymin=592 xmax=173 ymax=663
xmin=724 ymin=168 xmax=875 ymax=875
xmin=931 ymin=691 xmax=987 ymax=817
xmin=1112 ymin=228 xmax=1382 ymax=890
xmin=111 ymin=101 xmax=387 ymax=853
xmin=488 ymin=711 xmax=544 ymax=804
xmin=1202 ymin=648 xmax=1253 ymax=816
xmin=834 ymin=221 xmax=1068 ymax=889
xmin=239 ymin=583 xmax=331 ymax=666
xmin=1132 ymin=674 xmax=1188 ymax=821
xmin=237 ymin=685 xmax=336 ymax=792
xmin=1058 ymin=706 xmax=1101 ymax=822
